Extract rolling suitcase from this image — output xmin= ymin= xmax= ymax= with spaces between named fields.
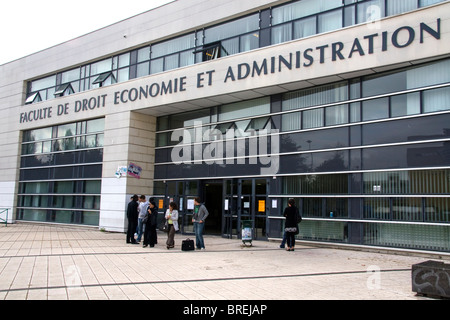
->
xmin=182 ymin=238 xmax=195 ymax=251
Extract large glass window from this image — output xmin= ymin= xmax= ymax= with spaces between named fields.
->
xmin=283 ymin=174 xmax=348 ymax=194
xmin=357 ymin=0 xmax=385 ymax=24
xmin=387 ymin=0 xmax=418 ymax=15
xmin=318 ymin=9 xmax=343 ymax=33
xmin=283 ymin=82 xmax=348 ymax=111
xmin=363 ymin=60 xmax=450 ymax=97
xmin=204 ymin=14 xmax=259 ymax=44
xmin=272 ymin=0 xmax=342 ymax=25
xmin=19 ymin=119 xmax=104 ymax=226
xmin=219 ymin=98 xmax=270 ymax=122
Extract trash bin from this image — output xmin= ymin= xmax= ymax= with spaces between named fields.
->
xmin=241 ymin=220 xmax=253 ymax=246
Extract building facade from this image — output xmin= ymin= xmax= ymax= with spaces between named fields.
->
xmin=1 ymin=0 xmax=449 ymax=252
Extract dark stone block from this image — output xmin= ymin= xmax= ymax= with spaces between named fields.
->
xmin=412 ymin=260 xmax=450 ymax=299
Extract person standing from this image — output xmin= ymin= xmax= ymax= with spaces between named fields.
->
xmin=165 ymin=202 xmax=179 ymax=249
xmin=143 ymin=201 xmax=158 ymax=248
xmin=192 ymin=197 xmax=209 ymax=250
xmin=136 ymin=195 xmax=148 ymax=243
xmin=283 ymin=199 xmax=300 ymax=252
xmin=126 ymin=195 xmax=139 ymax=244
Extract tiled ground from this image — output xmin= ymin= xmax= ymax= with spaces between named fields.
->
xmin=0 ymin=223 xmax=447 ymax=300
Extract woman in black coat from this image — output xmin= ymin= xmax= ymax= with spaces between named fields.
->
xmin=283 ymin=199 xmax=300 ymax=252
xmin=143 ymin=201 xmax=158 ymax=248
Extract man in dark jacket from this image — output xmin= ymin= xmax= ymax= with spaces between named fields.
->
xmin=192 ymin=197 xmax=209 ymax=250
xmin=126 ymin=195 xmax=139 ymax=244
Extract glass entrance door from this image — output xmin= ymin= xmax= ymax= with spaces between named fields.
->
xmin=223 ymin=179 xmax=238 ymax=238
xmin=238 ymin=178 xmax=269 ymax=240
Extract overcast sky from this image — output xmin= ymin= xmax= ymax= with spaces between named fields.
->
xmin=0 ymin=0 xmax=174 ymax=65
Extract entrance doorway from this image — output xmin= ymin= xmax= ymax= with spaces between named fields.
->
xmin=201 ymin=181 xmax=223 ymax=235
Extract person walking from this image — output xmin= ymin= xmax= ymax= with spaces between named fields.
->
xmin=283 ymin=199 xmax=300 ymax=251
xmin=143 ymin=201 xmax=158 ymax=248
xmin=165 ymin=202 xmax=179 ymax=249
xmin=126 ymin=195 xmax=139 ymax=244
xmin=192 ymin=197 xmax=209 ymax=250
xmin=136 ymin=195 xmax=148 ymax=243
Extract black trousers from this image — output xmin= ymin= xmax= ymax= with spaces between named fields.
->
xmin=126 ymin=219 xmax=138 ymax=243
xmin=286 ymin=231 xmax=296 ymax=248
xmin=143 ymin=224 xmax=157 ymax=246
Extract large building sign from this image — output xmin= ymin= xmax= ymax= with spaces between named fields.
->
xmin=18 ymin=18 xmax=442 ymax=124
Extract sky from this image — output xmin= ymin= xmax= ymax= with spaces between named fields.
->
xmin=0 ymin=0 xmax=174 ymax=65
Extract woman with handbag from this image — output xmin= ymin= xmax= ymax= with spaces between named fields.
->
xmin=165 ymin=202 xmax=179 ymax=249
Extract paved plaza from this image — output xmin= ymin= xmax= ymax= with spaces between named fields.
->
xmin=0 ymin=223 xmax=448 ymax=301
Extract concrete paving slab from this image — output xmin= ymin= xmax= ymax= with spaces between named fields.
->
xmin=0 ymin=223 xmax=449 ymax=302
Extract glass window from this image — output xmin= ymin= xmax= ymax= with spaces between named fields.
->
xmin=152 ymin=34 xmax=195 ymax=59
xmin=85 ymin=180 xmax=101 ymax=194
xmin=282 ymin=112 xmax=301 ymax=132
xmin=294 ymin=17 xmax=317 ymax=40
xmin=362 ymin=71 xmax=406 ymax=97
xmin=391 ymin=92 xmax=420 ymax=117
xmin=362 ymin=113 xmax=450 ymax=146
xmin=326 ymin=104 xmax=349 ymax=126
xmin=164 ymin=54 xmax=179 ymax=71
xmin=204 ymin=14 xmax=259 ymax=44
xmin=318 ymin=9 xmax=343 ymax=33
xmin=357 ymin=0 xmax=385 ymax=24
xmin=170 ymin=109 xmax=211 ymax=129
xmin=57 ymin=123 xmax=77 ymax=138
xmin=423 ymin=87 xmax=450 ymax=113
xmin=406 ymin=59 xmax=450 ymax=90
xmin=303 ymin=108 xmax=324 ymax=129
xmin=138 ymin=47 xmax=150 ymax=62
xmin=150 ymin=58 xmax=164 ymax=74
xmin=137 ymin=62 xmax=150 ymax=77
xmin=30 ymin=75 xmax=56 ymax=92
xmin=180 ymin=50 xmax=195 ymax=67
xmin=425 ymin=198 xmax=450 ymax=223
xmin=240 ymin=33 xmax=259 ymax=52
xmin=392 ymin=198 xmax=422 ymax=221
xmin=119 ymin=53 xmax=131 ymax=68
xmin=23 ymin=127 xmax=52 ymax=142
xmin=25 ymin=92 xmax=42 ymax=105
xmin=86 ymin=118 xmax=105 ymax=133
xmin=221 ymin=38 xmax=240 ymax=57
xmin=90 ymin=58 xmax=112 ymax=76
xmin=420 ymin=0 xmax=446 ymax=6
xmin=117 ymin=68 xmax=130 ymax=83
xmin=283 ymin=174 xmax=348 ymax=194
xmin=220 ymin=98 xmax=271 ymax=122
xmin=272 ymin=24 xmax=292 ymax=45
xmin=54 ymin=181 xmax=74 ymax=194
xmin=22 ymin=182 xmax=49 ymax=194
xmin=387 ymin=0 xmax=417 ymax=15
xmin=283 ymin=82 xmax=348 ymax=111
xmin=61 ymin=68 xmax=80 ymax=83
xmin=272 ymin=0 xmax=342 ymax=25
xmin=344 ymin=5 xmax=356 ymax=27
xmin=364 ymin=198 xmax=390 ymax=220
xmin=362 ymin=97 xmax=389 ymax=121
xmin=280 ymin=127 xmax=349 ymax=153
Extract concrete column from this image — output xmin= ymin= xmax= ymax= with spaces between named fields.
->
xmin=99 ymin=111 xmax=156 ymax=232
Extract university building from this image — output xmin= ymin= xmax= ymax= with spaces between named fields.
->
xmin=1 ymin=0 xmax=449 ymax=253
